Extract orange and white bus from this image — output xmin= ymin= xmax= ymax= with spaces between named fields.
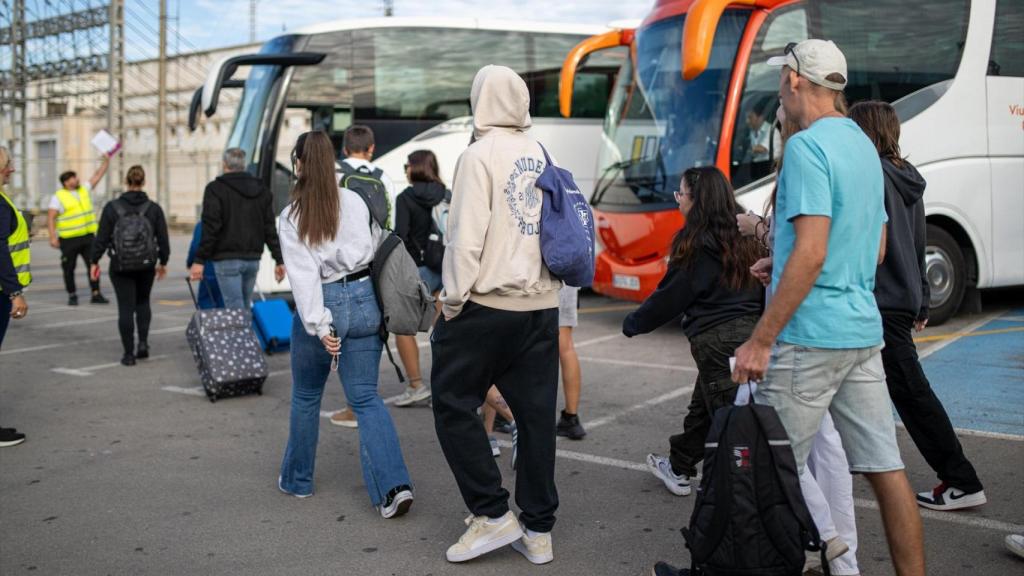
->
xmin=560 ymin=0 xmax=1023 ymax=324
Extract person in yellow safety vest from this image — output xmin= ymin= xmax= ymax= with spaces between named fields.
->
xmin=47 ymin=156 xmax=111 ymax=306
xmin=0 ymin=145 xmax=30 ymax=447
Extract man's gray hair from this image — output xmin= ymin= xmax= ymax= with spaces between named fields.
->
xmin=223 ymin=147 xmax=247 ymax=172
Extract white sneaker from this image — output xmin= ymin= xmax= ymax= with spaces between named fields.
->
xmin=511 ymin=529 xmax=553 ymax=565
xmin=915 ymin=483 xmax=986 ymax=511
xmin=647 ymin=453 xmax=691 ymax=496
xmin=445 ymin=511 xmax=523 ymax=563
xmin=1006 ymin=534 xmax=1024 ymax=559
xmin=277 ymin=476 xmax=312 ymax=499
xmin=489 ymin=436 xmax=501 ymax=457
xmin=393 ymin=382 xmax=431 ymax=407
xmin=824 ymin=536 xmax=850 ymax=561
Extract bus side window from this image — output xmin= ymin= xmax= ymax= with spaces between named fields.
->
xmin=989 ymin=0 xmax=1024 ymax=77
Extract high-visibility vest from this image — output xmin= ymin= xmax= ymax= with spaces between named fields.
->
xmin=54 ymin=185 xmax=98 ymax=238
xmin=1 ymin=188 xmax=32 ymax=291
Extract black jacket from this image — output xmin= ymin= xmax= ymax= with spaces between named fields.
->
xmin=874 ymin=158 xmax=929 ymax=320
xmin=394 ymin=182 xmax=448 ymax=267
xmin=90 ymin=191 xmax=171 ymax=271
xmin=623 ymin=239 xmax=763 ymax=339
xmin=195 ymin=172 xmax=282 ymax=264
xmin=0 ymin=196 xmax=21 ymax=294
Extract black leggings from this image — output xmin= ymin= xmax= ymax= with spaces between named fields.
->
xmin=109 ymin=270 xmax=155 ymax=355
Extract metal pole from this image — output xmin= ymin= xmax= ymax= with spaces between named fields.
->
xmin=157 ymin=0 xmax=167 ymax=210
xmin=249 ymin=0 xmax=256 ymax=43
xmin=108 ymin=0 xmax=125 ymax=199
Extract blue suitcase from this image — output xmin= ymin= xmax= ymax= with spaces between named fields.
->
xmin=252 ymin=298 xmax=292 ymax=354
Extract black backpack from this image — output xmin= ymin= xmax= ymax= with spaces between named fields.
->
xmin=681 ymin=393 xmax=829 ymax=576
xmin=417 ymin=189 xmax=450 ymax=272
xmin=111 ymin=200 xmax=159 ymax=271
xmin=340 ymin=163 xmax=391 ymax=230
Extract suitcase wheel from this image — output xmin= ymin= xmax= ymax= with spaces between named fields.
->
xmin=208 ymin=395 xmax=217 ymax=403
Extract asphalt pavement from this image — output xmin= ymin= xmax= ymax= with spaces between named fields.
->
xmin=1 ymin=234 xmax=1022 ymax=576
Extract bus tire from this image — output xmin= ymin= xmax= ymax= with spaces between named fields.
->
xmin=925 ymin=224 xmax=966 ymax=326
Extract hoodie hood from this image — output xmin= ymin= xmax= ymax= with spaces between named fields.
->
xmin=119 ymin=190 xmax=151 ymax=205
xmin=216 ymin=171 xmax=264 ymax=199
xmin=882 ymin=158 xmax=925 ymax=205
xmin=470 ymin=65 xmax=532 ymax=141
xmin=409 ymin=181 xmax=448 ymax=208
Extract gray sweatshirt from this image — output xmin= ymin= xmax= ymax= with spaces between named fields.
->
xmin=278 ymin=188 xmax=383 ymax=339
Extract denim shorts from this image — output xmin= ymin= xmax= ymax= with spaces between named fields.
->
xmin=418 ymin=265 xmax=442 ymax=295
xmin=754 ymin=343 xmax=904 ymax=474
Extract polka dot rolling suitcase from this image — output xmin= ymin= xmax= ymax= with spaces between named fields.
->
xmin=186 ymin=280 xmax=268 ymax=402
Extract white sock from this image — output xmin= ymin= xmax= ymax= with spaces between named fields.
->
xmin=526 ymin=529 xmax=546 ymax=539
xmin=485 ymin=516 xmax=506 ymax=525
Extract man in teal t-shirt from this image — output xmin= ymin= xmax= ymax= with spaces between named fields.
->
xmin=731 ymin=40 xmax=926 ymax=576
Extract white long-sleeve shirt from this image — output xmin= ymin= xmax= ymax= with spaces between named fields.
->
xmin=277 ymin=187 xmax=383 ymax=339
xmin=341 ymin=157 xmax=399 ymax=229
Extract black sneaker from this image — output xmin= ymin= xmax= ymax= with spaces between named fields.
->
xmin=90 ymin=292 xmax=109 ymax=304
xmin=651 ymin=561 xmax=689 ymax=576
xmin=68 ymin=294 xmax=79 ymax=306
xmin=380 ymin=485 xmax=413 ymax=519
xmin=136 ymin=342 xmax=150 ymax=360
xmin=121 ymin=354 xmax=137 ymax=366
xmin=0 ymin=428 xmax=26 ymax=448
xmin=556 ymin=410 xmax=586 ymax=440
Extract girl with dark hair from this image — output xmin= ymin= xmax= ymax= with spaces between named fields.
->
xmin=89 ymin=165 xmax=170 ymax=366
xmin=277 ymin=131 xmax=414 ymax=518
xmin=850 ymin=100 xmax=986 ymax=512
xmin=391 ymin=149 xmax=449 ymax=407
xmin=622 ymin=166 xmax=764 ymax=497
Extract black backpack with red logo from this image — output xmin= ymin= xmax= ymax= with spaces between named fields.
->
xmin=681 ymin=394 xmax=829 ymax=576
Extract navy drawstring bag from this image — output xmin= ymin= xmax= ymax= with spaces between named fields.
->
xmin=535 ymin=144 xmax=596 ymax=287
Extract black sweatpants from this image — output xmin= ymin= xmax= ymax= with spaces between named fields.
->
xmin=882 ymin=312 xmax=983 ymax=493
xmin=431 ymin=302 xmax=559 ymax=533
xmin=669 ymin=314 xmax=759 ymax=478
xmin=60 ymin=234 xmax=100 ymax=295
xmin=109 ymin=269 xmax=155 ymax=355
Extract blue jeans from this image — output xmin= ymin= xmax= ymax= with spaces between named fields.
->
xmin=279 ymin=278 xmax=412 ymax=505
xmin=214 ymin=259 xmax=260 ymax=310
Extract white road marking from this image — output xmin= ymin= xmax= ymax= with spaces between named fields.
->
xmin=161 ymin=386 xmax=206 ymax=397
xmin=896 ymin=421 xmax=1024 ymax=442
xmin=50 ymin=355 xmax=169 ymax=377
xmin=1 ymin=325 xmax=188 ymax=356
xmin=320 ymin=392 xmax=420 ymax=418
xmin=918 ymin=311 xmax=1004 ymax=360
xmin=575 ymin=334 xmax=621 ymax=349
xmin=578 ymin=356 xmax=700 ymax=373
xmin=35 ymin=310 xmax=192 ymax=330
xmin=584 ymin=385 xmax=696 ymax=431
xmin=492 ymin=440 xmax=1024 ymax=534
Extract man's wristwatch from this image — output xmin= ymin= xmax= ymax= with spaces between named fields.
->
xmin=8 ymin=290 xmax=23 ymax=301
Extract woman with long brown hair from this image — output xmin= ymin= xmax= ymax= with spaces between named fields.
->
xmin=622 ymin=165 xmax=764 ymax=497
xmin=277 ymin=131 xmax=413 ymax=518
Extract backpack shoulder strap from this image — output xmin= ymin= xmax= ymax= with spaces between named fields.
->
xmin=538 ymin=143 xmax=554 ymax=168
xmin=112 ymin=198 xmax=129 ymax=219
xmin=353 ymin=187 xmax=386 ymax=230
xmin=370 ymin=167 xmax=384 ymax=180
xmin=137 ymin=200 xmax=152 ymax=219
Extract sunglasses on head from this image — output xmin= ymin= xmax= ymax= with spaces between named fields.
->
xmin=784 ymin=42 xmax=802 ymax=76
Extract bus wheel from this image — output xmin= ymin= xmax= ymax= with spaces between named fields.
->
xmin=925 ymin=224 xmax=966 ymax=326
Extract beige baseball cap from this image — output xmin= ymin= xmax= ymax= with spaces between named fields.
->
xmin=767 ymin=39 xmax=848 ymax=91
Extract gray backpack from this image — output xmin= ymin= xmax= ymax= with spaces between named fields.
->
xmin=357 ymin=195 xmax=435 ymax=383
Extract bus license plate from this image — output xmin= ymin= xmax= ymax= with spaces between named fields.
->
xmin=613 ymin=274 xmax=641 ymax=291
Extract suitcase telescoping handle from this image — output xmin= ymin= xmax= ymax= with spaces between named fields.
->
xmin=185 ymin=277 xmax=217 ymax=311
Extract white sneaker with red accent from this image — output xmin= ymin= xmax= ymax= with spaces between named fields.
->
xmin=915 ymin=483 xmax=986 ymax=511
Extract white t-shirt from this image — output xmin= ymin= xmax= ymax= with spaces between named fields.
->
xmin=48 ymin=182 xmax=92 ymax=215
xmin=749 ymin=123 xmax=772 ymax=162
xmin=340 ymin=158 xmax=398 ymax=229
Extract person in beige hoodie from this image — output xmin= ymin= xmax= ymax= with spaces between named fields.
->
xmin=431 ymin=65 xmax=561 ymax=566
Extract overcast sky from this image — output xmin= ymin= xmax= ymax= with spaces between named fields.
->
xmin=131 ymin=0 xmax=653 ymax=58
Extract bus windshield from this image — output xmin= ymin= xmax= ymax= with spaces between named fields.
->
xmin=593 ymin=11 xmax=749 ymax=210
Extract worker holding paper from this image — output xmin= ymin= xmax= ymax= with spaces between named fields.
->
xmin=47 ymin=154 xmax=112 ymax=306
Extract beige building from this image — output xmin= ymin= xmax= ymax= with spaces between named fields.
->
xmin=11 ymin=41 xmax=271 ymax=225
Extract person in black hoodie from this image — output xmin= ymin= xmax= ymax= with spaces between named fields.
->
xmin=189 ymin=147 xmax=284 ymax=311
xmin=390 ymin=150 xmax=448 ymax=407
xmin=622 ymin=166 xmax=764 ymax=497
xmin=90 ymin=166 xmax=170 ymax=366
xmin=850 ymin=101 xmax=985 ymax=512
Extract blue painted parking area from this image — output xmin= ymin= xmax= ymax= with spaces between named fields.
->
xmin=920 ymin=309 xmax=1024 ymax=438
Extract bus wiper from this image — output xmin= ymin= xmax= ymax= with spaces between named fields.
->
xmin=591 ymin=159 xmax=641 ymax=207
